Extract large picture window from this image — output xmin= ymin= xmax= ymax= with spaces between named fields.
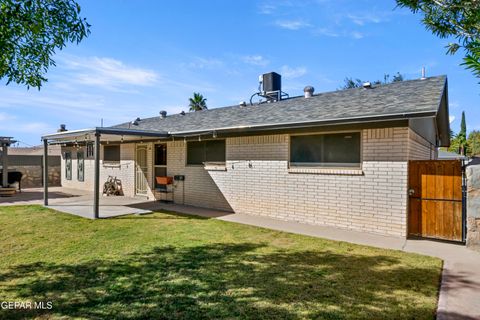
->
xmin=187 ymin=140 xmax=226 ymax=165
xmin=104 ymin=145 xmax=120 ymax=162
xmin=290 ymin=132 xmax=361 ymax=167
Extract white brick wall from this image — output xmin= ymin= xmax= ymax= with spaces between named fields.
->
xmin=207 ymin=128 xmax=410 ymax=237
xmin=166 ymin=141 xmax=232 ymax=211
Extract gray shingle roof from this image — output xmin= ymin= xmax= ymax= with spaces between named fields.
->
xmin=112 ymin=75 xmax=446 ymax=135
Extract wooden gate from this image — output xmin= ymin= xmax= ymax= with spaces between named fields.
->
xmin=408 ymin=160 xmax=465 ymax=242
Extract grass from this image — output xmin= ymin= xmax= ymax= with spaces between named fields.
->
xmin=0 ymin=205 xmax=441 ymax=320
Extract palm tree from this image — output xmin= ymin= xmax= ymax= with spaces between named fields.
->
xmin=189 ymin=92 xmax=207 ymax=112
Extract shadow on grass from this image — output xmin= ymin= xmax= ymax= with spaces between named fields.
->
xmin=0 ymin=243 xmax=440 ymax=319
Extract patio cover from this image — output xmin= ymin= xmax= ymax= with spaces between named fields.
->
xmin=41 ymin=127 xmax=169 ymax=218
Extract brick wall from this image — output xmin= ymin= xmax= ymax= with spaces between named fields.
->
xmin=61 ymin=143 xmax=138 ymax=198
xmin=408 ymin=129 xmax=436 ymax=160
xmin=206 ymin=128 xmax=411 ymax=237
xmin=166 ymin=141 xmax=232 ymax=211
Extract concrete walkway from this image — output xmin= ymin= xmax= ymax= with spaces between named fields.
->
xmin=153 ymin=203 xmax=480 ymax=320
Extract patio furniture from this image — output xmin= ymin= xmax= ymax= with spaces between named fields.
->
xmin=155 ymin=176 xmax=173 ymax=202
xmin=103 ymin=176 xmax=123 ymax=196
xmin=0 ymin=171 xmax=23 ymax=192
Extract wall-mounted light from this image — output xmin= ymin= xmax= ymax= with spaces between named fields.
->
xmin=213 ymin=131 xmax=217 ymax=138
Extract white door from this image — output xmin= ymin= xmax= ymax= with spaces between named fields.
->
xmin=135 ymin=145 xmax=148 ymax=195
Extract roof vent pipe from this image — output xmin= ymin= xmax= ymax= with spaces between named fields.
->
xmin=421 ymin=66 xmax=426 ymax=80
xmin=304 ymin=86 xmax=314 ymax=98
xmin=57 ymin=124 xmax=67 ymax=132
xmin=160 ymin=111 xmax=167 ymax=119
xmin=362 ymin=82 xmax=372 ymax=89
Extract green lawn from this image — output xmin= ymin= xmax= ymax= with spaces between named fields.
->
xmin=0 ymin=206 xmax=441 ymax=320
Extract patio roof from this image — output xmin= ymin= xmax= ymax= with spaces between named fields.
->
xmin=42 ymin=127 xmax=169 ymax=143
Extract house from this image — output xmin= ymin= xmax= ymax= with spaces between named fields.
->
xmin=42 ymin=74 xmax=450 ymax=237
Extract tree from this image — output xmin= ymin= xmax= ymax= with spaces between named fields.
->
xmin=449 ymin=111 xmax=468 ymax=155
xmin=467 ymin=130 xmax=480 ymax=156
xmin=396 ymin=0 xmax=480 ymax=82
xmin=0 ymin=0 xmax=90 ymax=89
xmin=340 ymin=72 xmax=405 ymax=89
xmin=188 ymin=92 xmax=207 ymax=112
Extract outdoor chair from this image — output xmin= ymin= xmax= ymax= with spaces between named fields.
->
xmin=155 ymin=176 xmax=173 ymax=202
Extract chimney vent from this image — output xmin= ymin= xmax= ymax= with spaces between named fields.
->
xmin=57 ymin=124 xmax=67 ymax=132
xmin=239 ymin=101 xmax=247 ymax=107
xmin=180 ymin=111 xmax=185 ymax=115
xmin=304 ymin=86 xmax=314 ymax=98
xmin=160 ymin=111 xmax=167 ymax=118
xmin=421 ymin=66 xmax=426 ymax=80
xmin=362 ymin=82 xmax=372 ymax=89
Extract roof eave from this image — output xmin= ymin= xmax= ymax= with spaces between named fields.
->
xmin=169 ymin=111 xmax=438 ymax=136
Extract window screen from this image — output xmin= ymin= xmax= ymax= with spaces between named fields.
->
xmin=290 ymin=132 xmax=361 ymax=167
xmin=187 ymin=140 xmax=226 ymax=165
xmin=77 ymin=152 xmax=84 ymax=182
xmin=104 ymin=145 xmax=120 ymax=162
xmin=65 ymin=152 xmax=72 ymax=180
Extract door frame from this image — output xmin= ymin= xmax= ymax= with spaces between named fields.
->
xmin=135 ymin=144 xmax=149 ymax=196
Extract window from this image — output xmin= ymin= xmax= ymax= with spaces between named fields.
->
xmin=154 ymin=144 xmax=167 ymax=183
xmin=155 ymin=144 xmax=167 ymax=166
xmin=290 ymin=132 xmax=361 ymax=167
xmin=65 ymin=152 xmax=72 ymax=180
xmin=104 ymin=145 xmax=120 ymax=162
xmin=86 ymin=143 xmax=94 ymax=158
xmin=187 ymin=140 xmax=226 ymax=165
xmin=77 ymin=152 xmax=84 ymax=182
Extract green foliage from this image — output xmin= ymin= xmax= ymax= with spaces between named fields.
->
xmin=340 ymin=72 xmax=405 ymax=89
xmin=467 ymin=130 xmax=480 ymax=156
xmin=396 ymin=0 xmax=480 ymax=82
xmin=460 ymin=111 xmax=467 ymax=136
xmin=188 ymin=92 xmax=207 ymax=111
xmin=0 ymin=0 xmax=90 ymax=89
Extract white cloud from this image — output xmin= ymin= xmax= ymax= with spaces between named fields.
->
xmin=274 ymin=20 xmax=311 ymax=30
xmin=183 ymin=57 xmax=224 ymax=69
xmin=0 ymin=112 xmax=14 ymax=122
xmin=258 ymin=3 xmax=276 ymax=14
xmin=242 ymin=55 xmax=270 ymax=67
xmin=347 ymin=13 xmax=385 ymax=26
xmin=313 ymin=28 xmax=339 ymax=37
xmin=280 ymin=65 xmax=307 ymax=79
xmin=350 ymin=31 xmax=364 ymax=39
xmin=61 ymin=55 xmax=159 ymax=90
xmin=450 ymin=116 xmax=456 ymax=124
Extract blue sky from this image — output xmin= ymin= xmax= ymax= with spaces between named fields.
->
xmin=1 ymin=0 xmax=478 ymax=146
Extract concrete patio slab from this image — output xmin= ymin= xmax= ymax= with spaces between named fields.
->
xmin=0 ymin=187 xmax=153 ymax=218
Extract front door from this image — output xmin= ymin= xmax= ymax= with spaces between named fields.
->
xmin=135 ymin=145 xmax=148 ymax=195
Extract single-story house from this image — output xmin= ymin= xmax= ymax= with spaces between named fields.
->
xmin=42 ymin=74 xmax=450 ymax=237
